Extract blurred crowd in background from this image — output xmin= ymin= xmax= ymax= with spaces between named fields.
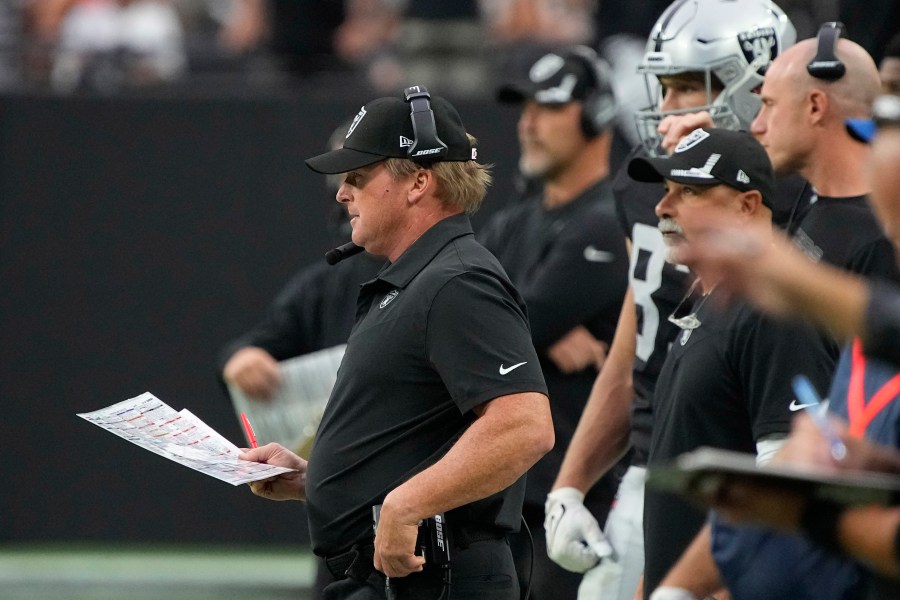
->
xmin=0 ymin=0 xmax=893 ymax=99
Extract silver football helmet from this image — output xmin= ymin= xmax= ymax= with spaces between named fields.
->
xmin=634 ymin=0 xmax=796 ymax=155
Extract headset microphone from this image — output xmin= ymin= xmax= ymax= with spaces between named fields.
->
xmin=325 ymin=241 xmax=364 ymax=265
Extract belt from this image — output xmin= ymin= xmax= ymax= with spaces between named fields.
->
xmin=324 ymin=522 xmax=506 ymax=581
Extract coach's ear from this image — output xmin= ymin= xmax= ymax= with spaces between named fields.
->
xmin=407 ymin=167 xmax=434 ymax=206
xmin=738 ymin=189 xmax=765 ymax=216
xmin=807 ymin=88 xmax=830 ymax=127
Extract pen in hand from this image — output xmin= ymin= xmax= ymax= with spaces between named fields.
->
xmin=791 ymin=375 xmax=847 ymax=461
xmin=240 ymin=412 xmax=258 ymax=449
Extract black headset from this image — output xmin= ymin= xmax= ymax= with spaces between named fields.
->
xmin=403 ymin=85 xmax=449 ymax=163
xmin=562 ymin=46 xmax=618 ymax=138
xmin=807 ymin=22 xmax=847 ymax=81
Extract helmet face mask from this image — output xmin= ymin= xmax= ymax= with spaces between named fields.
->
xmin=634 ymin=0 xmax=796 ymax=156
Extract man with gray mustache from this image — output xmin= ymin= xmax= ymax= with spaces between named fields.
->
xmin=626 ymin=127 xmax=839 ymax=599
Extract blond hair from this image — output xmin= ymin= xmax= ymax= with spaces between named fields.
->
xmin=384 ymin=135 xmax=492 ymax=214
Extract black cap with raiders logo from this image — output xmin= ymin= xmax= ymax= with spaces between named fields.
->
xmin=627 ymin=128 xmax=776 ymax=209
xmin=305 ymin=90 xmax=476 ymax=174
xmin=497 ymin=48 xmax=601 ymax=105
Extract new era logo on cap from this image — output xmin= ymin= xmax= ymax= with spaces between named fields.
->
xmin=627 ymin=128 xmax=776 ymax=209
xmin=399 ymin=136 xmax=413 ymax=148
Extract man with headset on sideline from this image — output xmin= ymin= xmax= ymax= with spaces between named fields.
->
xmin=218 ymin=121 xmax=383 ymax=599
xmin=239 ymin=87 xmax=554 ymax=600
xmin=480 ymin=45 xmax=629 ymax=600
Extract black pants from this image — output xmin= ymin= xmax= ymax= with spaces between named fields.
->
xmin=322 ymin=538 xmax=519 ymax=600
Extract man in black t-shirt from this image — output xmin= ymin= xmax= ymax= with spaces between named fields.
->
xmin=483 ymin=45 xmax=629 ymax=600
xmin=240 ymin=88 xmax=554 ymax=600
xmin=627 ymin=127 xmax=837 ymax=597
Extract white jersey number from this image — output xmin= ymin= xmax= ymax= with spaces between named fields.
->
xmin=630 ymin=223 xmax=667 ymax=362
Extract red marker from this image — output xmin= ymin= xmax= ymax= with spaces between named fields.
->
xmin=240 ymin=412 xmax=258 ymax=448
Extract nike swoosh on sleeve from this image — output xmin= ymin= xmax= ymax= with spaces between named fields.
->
xmin=499 ymin=362 xmax=527 ymax=375
xmin=789 ymin=400 xmax=819 ymax=411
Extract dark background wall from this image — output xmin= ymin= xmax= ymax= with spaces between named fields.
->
xmin=0 ymin=91 xmax=521 ymax=546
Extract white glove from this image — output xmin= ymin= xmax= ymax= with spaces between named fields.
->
xmin=545 ymin=487 xmax=615 ymax=573
xmin=648 ymin=587 xmax=698 ymax=600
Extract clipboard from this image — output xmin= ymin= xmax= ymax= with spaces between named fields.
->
xmin=647 ymin=446 xmax=900 ymax=506
xmin=227 ymin=344 xmax=345 ymax=457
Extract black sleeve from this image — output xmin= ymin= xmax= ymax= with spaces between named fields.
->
xmin=736 ymin=310 xmax=837 ymax=440
xmin=518 ymin=207 xmax=629 ymax=351
xmin=426 ymin=272 xmax=547 ymax=415
xmin=216 ymin=262 xmax=328 ymax=372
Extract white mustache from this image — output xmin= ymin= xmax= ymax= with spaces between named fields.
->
xmin=658 ymin=218 xmax=684 ymax=236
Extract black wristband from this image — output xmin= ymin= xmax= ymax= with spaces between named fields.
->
xmin=799 ymin=498 xmax=847 ymax=555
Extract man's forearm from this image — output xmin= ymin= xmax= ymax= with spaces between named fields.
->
xmin=383 ymin=391 xmax=554 ymax=522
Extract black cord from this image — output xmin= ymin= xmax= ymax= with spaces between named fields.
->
xmin=784 ymin=179 xmax=811 ymax=235
xmin=436 ymin=564 xmax=452 ymax=600
xmin=520 ymin=516 xmax=534 ymax=600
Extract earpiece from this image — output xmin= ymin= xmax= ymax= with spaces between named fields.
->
xmin=403 ymin=85 xmax=448 ymax=163
xmin=563 ymin=46 xmax=618 ymax=138
xmin=807 ymin=22 xmax=846 ymax=81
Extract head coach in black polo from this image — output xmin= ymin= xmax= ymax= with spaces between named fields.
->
xmin=239 ymin=86 xmax=554 ymax=600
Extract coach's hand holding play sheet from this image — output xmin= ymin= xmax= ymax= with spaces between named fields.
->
xmin=78 ymin=391 xmax=296 ymax=486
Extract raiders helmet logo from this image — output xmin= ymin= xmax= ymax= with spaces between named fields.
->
xmin=738 ymin=27 xmax=778 ymax=74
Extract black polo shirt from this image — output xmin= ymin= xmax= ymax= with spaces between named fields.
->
xmin=305 ymin=213 xmax=548 ymax=557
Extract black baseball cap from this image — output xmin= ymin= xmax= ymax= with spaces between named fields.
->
xmin=306 ymin=93 xmax=475 ymax=174
xmin=628 ymin=128 xmax=776 ymax=209
xmin=497 ymin=49 xmax=601 ymax=105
